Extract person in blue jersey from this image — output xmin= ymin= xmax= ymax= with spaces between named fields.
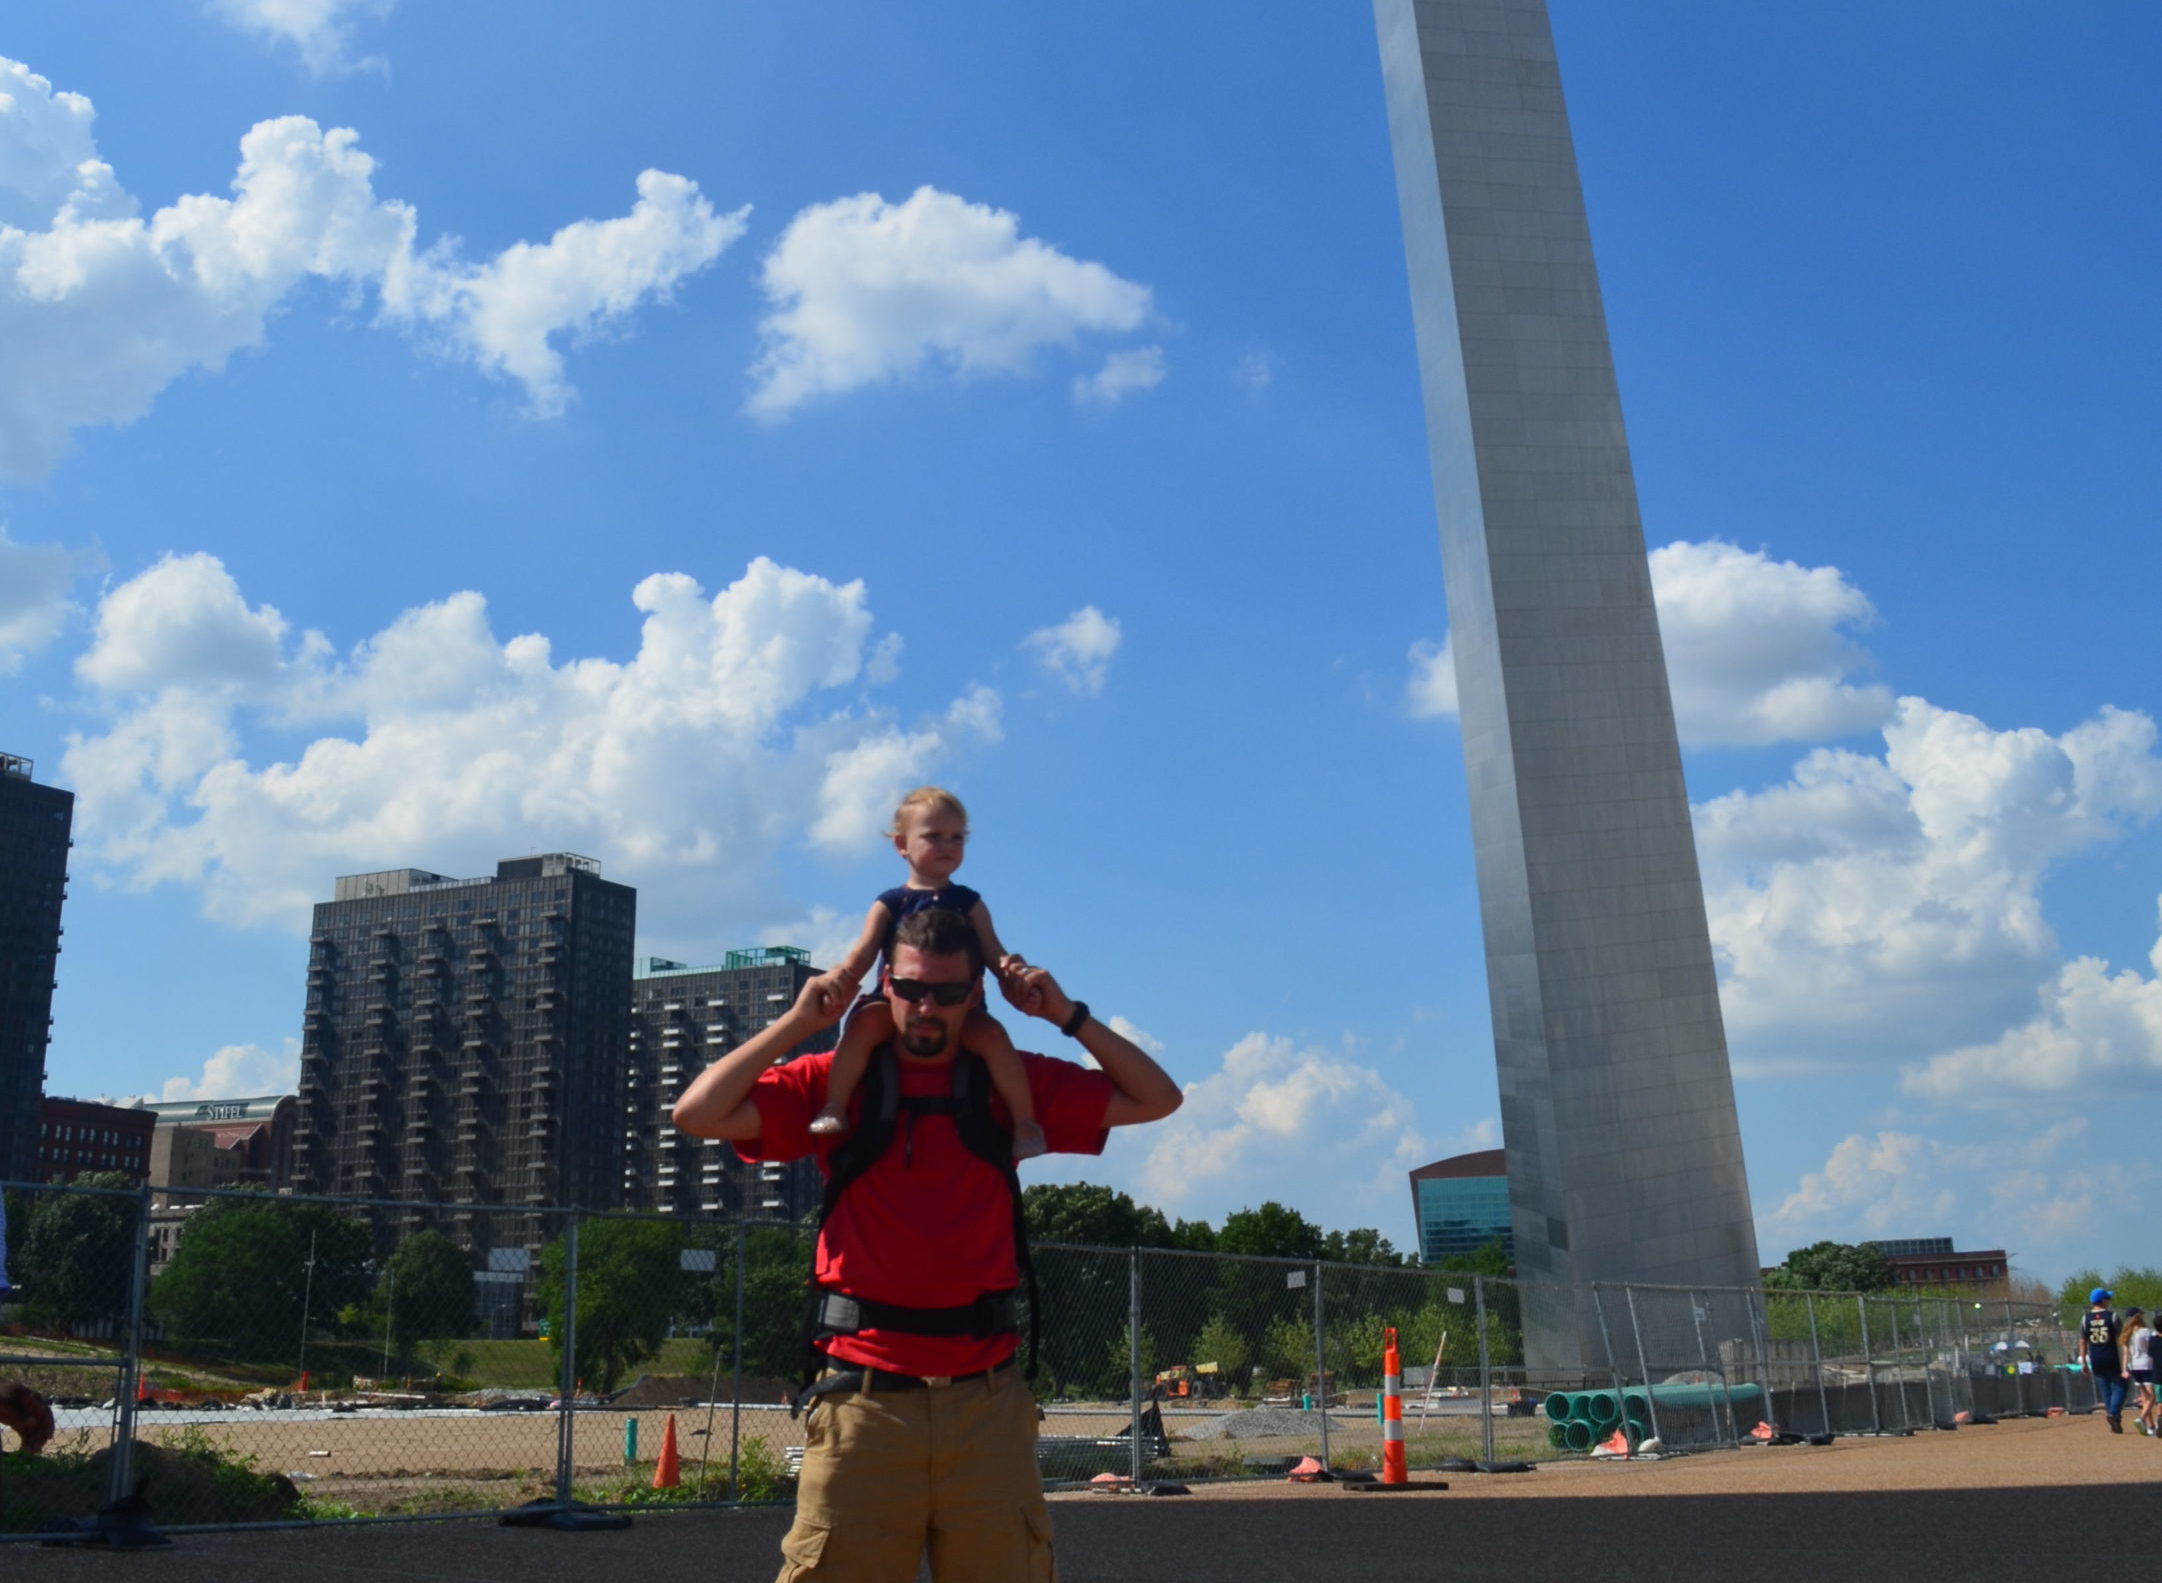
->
xmin=803 ymin=787 xmax=1046 ymax=1159
xmin=2077 ymin=1287 xmax=2129 ymax=1432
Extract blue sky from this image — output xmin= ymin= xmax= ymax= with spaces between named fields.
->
xmin=3 ymin=1 xmax=2156 ymax=1283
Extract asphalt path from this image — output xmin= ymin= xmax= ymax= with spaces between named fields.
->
xmin=9 ymin=1416 xmax=2154 ymax=1580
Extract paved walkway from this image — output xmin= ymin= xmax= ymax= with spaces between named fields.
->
xmin=8 ymin=1416 xmax=2154 ymax=1581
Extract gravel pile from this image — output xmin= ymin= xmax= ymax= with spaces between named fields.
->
xmin=1177 ymin=1407 xmax=1340 ymax=1441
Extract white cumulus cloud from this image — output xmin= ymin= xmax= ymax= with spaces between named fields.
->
xmin=1701 ymin=699 xmax=2162 ymax=1063
xmin=1405 ymin=636 xmax=1455 ymax=718
xmin=0 ymin=57 xmax=743 ymax=478
xmin=748 ymin=186 xmax=1150 ymax=418
xmin=1650 ymin=540 xmax=1893 ymax=746
xmin=207 ymin=0 xmax=394 ymax=76
xmin=1132 ymin=1032 xmax=1427 ymax=1216
xmin=1767 ymin=1120 xmax=2099 ymax=1261
xmin=1024 ymin=606 xmax=1121 ymax=697
xmin=156 ymin=1038 xmax=302 ymax=1103
xmin=62 ymin=554 xmax=1002 ymax=941
xmin=1072 ymin=345 xmax=1164 ymax=406
xmin=1405 ymin=538 xmax=1889 ymax=746
xmin=1903 ymin=905 xmax=2162 ymax=1100
xmin=0 ymin=524 xmax=87 ymax=673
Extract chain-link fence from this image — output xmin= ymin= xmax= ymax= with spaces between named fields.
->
xmin=0 ymin=1179 xmax=2089 ymax=1538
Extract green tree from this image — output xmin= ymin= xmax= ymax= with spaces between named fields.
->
xmin=1431 ymin=1236 xmax=1513 ymax=1278
xmin=1258 ymin=1314 xmax=1315 ymax=1383
xmin=1217 ymin=1202 xmax=1322 ymax=1260
xmin=17 ymin=1172 xmax=137 ymax=1331
xmin=2057 ymin=1267 xmax=2162 ymax=1330
xmin=703 ymin=1226 xmax=815 ymax=1382
xmin=1022 ymin=1183 xmax=1175 ymax=1248
xmin=1321 ymin=1227 xmax=1405 ymax=1267
xmin=374 ymin=1231 xmax=475 ymax=1357
xmin=1774 ymin=1240 xmax=1894 ymax=1293
xmin=150 ymin=1197 xmax=372 ymax=1361
xmin=1190 ymin=1314 xmax=1249 ymax=1379
xmin=538 ymin=1218 xmax=688 ymax=1392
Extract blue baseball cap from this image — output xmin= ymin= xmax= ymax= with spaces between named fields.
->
xmin=2091 ymin=1288 xmax=2113 ymax=1304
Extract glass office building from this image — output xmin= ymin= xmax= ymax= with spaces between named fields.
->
xmin=1409 ymin=1149 xmax=1513 ymax=1265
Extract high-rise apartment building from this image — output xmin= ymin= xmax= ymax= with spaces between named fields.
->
xmin=294 ymin=854 xmax=634 ymax=1241
xmin=625 ymin=949 xmax=832 ymax=1220
xmin=0 ymin=753 xmax=72 ymax=1184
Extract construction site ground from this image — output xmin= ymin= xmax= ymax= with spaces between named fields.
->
xmin=9 ymin=1413 xmax=2158 ymax=1580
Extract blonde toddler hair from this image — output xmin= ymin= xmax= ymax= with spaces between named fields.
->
xmin=890 ymin=786 xmax=968 ymax=836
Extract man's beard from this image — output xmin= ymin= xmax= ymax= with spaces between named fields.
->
xmin=898 ymin=1017 xmax=951 ymax=1058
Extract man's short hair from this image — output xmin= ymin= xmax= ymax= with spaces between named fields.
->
xmin=890 ymin=907 xmax=982 ymax=977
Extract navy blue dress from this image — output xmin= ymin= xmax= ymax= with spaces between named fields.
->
xmin=876 ymin=884 xmax=984 ymax=967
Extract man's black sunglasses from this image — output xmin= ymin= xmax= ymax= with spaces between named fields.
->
xmin=888 ymin=977 xmax=974 ymax=1006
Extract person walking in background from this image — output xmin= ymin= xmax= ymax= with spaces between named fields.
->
xmin=2122 ymin=1306 xmax=2157 ymax=1436
xmin=2078 ymin=1287 xmax=2129 ymax=1433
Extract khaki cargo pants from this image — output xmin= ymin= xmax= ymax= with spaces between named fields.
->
xmin=778 ymin=1364 xmax=1056 ymax=1583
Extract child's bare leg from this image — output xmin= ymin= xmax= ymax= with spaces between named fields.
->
xmin=811 ymin=1002 xmax=891 ymax=1135
xmin=965 ymin=1010 xmax=1045 ymax=1159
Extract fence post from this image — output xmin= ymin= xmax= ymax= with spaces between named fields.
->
xmin=1591 ymin=1284 xmax=1630 ymax=1448
xmin=106 ymin=1182 xmax=153 ymax=1507
xmin=1312 ymin=1260 xmax=1330 ymax=1470
xmin=1623 ymin=1283 xmax=1663 ymax=1450
xmin=555 ymin=1212 xmax=580 ymax=1508
xmin=1688 ymin=1290 xmax=1735 ymax=1445
xmin=1474 ymin=1276 xmax=1493 ymax=1465
xmin=1744 ymin=1289 xmax=1777 ymax=1432
xmin=1857 ymin=1294 xmax=1880 ymax=1433
xmin=728 ymin=1212 xmax=747 ymax=1503
xmin=1128 ymin=1246 xmax=1143 ymax=1487
xmin=1803 ymin=1290 xmax=1831 ymax=1437
xmin=1883 ymin=1305 xmax=1910 ymax=1429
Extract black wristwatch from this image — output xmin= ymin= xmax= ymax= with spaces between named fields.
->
xmin=1059 ymin=1000 xmax=1090 ymax=1038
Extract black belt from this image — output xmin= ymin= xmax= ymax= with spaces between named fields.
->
xmin=797 ymin=1356 xmax=1017 ymax=1411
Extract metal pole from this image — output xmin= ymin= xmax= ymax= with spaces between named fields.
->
xmin=1882 ymin=1305 xmax=1908 ymax=1429
xmin=1804 ymin=1291 xmax=1831 ymax=1437
xmin=1313 ymin=1260 xmax=1330 ymax=1471
xmin=729 ymin=1214 xmax=747 ymax=1502
xmin=297 ymin=1228 xmax=318 ymax=1386
xmin=1623 ymin=1283 xmax=1663 ymax=1450
xmin=1474 ymin=1276 xmax=1494 ymax=1465
xmin=1677 ymin=1288 xmax=1729 ymax=1444
xmin=1591 ymin=1284 xmax=1630 ymax=1449
xmin=107 ymin=1184 xmax=153 ymax=1506
xmin=1128 ymin=1247 xmax=1144 ymax=1486
xmin=1858 ymin=1294 xmax=1881 ymax=1433
xmin=381 ymin=1262 xmax=397 ymax=1379
xmin=555 ymin=1214 xmax=580 ymax=1507
xmin=1744 ymin=1289 xmax=1777 ymax=1433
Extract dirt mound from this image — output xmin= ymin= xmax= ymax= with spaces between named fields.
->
xmin=2 ymin=1441 xmax=302 ymax=1533
xmin=609 ymin=1374 xmax=795 ymax=1408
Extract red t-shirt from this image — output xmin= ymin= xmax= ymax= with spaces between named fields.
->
xmin=735 ymin=1047 xmax=1113 ymax=1376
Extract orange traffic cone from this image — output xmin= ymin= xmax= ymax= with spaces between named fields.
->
xmin=1592 ymin=1426 xmax=1630 ymax=1458
xmin=652 ymin=1412 xmax=681 ymax=1489
xmin=1380 ymin=1327 xmax=1407 ymax=1486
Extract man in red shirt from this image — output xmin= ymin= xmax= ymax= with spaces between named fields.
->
xmin=673 ymin=905 xmax=1182 ymax=1582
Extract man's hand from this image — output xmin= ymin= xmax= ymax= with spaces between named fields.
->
xmin=997 ymin=958 xmax=1056 ymax=1021
xmin=804 ymin=965 xmax=863 ymax=1022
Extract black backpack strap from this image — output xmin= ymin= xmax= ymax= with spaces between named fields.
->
xmin=802 ymin=1048 xmax=901 ymax=1400
xmin=947 ymin=1055 xmax=1041 ymax=1383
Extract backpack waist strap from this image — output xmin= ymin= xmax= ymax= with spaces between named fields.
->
xmin=813 ymin=1288 xmax=1019 ymax=1341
